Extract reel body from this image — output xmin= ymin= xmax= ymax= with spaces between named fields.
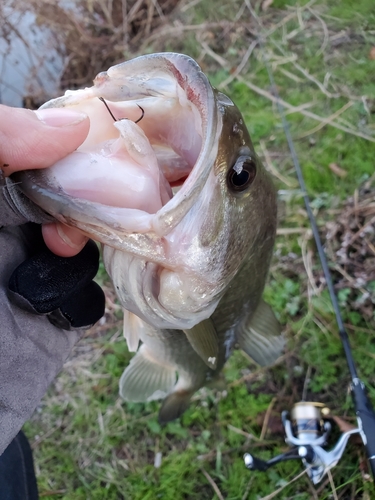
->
xmin=244 ymin=401 xmax=360 ymax=484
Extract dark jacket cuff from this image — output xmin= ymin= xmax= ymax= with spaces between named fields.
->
xmin=0 ymin=171 xmax=53 ymax=227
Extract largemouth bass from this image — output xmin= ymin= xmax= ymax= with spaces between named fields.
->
xmin=14 ymin=53 xmax=283 ymax=422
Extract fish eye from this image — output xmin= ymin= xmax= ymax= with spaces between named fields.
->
xmin=227 ymin=156 xmax=257 ymax=192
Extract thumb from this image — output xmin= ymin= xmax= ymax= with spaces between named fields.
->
xmin=0 ymin=105 xmax=90 ymax=175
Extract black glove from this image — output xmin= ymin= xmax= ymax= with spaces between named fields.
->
xmin=8 ymin=232 xmax=105 ymax=331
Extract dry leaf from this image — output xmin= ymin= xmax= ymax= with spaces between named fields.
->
xmin=369 ymin=47 xmax=375 ymax=60
xmin=329 ymin=162 xmax=348 ymax=178
xmin=256 ymin=412 xmax=284 ymax=435
xmin=331 ymin=415 xmax=356 ymax=433
xmin=262 ymin=0 xmax=274 ymax=11
xmin=331 ymin=415 xmax=362 ymax=444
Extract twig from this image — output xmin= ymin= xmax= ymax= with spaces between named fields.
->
xmin=277 ymin=67 xmax=304 ymax=83
xmin=201 ymin=468 xmax=225 ymax=500
xmin=220 ymin=39 xmax=258 ymax=88
xmin=305 ymin=476 xmax=319 ymax=500
xmin=241 ymin=477 xmax=254 ymax=500
xmin=261 ymin=0 xmax=317 ymax=39
xmin=122 ymin=0 xmax=128 ymax=49
xmin=263 ymin=11 xmax=298 ymax=38
xmin=260 ymin=397 xmax=277 ymax=440
xmin=145 ymin=0 xmax=155 ymax=37
xmin=285 ymin=101 xmax=317 ymax=114
xmin=333 ymin=263 xmax=369 ymax=297
xmin=313 ymin=315 xmax=333 ymax=339
xmin=235 ymin=74 xmax=375 ymax=143
xmin=97 ymin=409 xmax=105 ymax=435
xmin=151 ymin=0 xmax=166 ymax=21
xmin=197 ymin=35 xmax=230 ymax=68
xmin=348 ymin=215 xmax=375 ymax=246
xmin=127 ymin=0 xmax=145 ymax=19
xmin=345 ymin=323 xmax=375 ymax=335
xmin=227 ymin=424 xmax=259 ymax=441
xmin=31 ymin=422 xmax=62 ymax=449
xmin=308 ymin=6 xmax=330 ymax=57
xmin=258 ymin=468 xmax=309 ymax=500
xmin=40 ymin=490 xmax=67 ymax=497
xmin=259 ymin=140 xmax=297 ymax=187
xmin=327 ymin=469 xmax=339 ymax=500
xmin=296 ymin=4 xmax=305 ymax=31
xmin=181 ymin=0 xmax=204 ymax=12
xmin=270 ymin=53 xmax=299 ymax=67
xmin=277 ymin=227 xmax=308 ymax=235
xmin=297 ymin=101 xmax=354 ymax=139
xmin=299 ymin=231 xmax=320 ymax=297
xmin=141 ymin=21 xmax=248 ymax=48
xmin=290 ymin=60 xmax=341 ymax=99
xmin=302 ymin=365 xmax=312 ymax=401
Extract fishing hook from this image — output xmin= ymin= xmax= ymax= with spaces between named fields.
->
xmin=98 ymin=97 xmax=144 ymax=124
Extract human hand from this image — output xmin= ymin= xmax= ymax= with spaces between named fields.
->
xmin=0 ymin=104 xmax=105 ymax=454
xmin=0 ymin=103 xmax=90 ymax=256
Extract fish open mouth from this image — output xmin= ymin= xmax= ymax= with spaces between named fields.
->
xmin=50 ymin=90 xmax=204 ymax=207
xmin=16 ymin=53 xmax=221 ymax=242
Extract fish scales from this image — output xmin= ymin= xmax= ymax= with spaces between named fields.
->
xmin=13 ymin=53 xmax=284 ymax=422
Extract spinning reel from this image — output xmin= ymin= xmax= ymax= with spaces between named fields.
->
xmin=244 ymin=401 xmax=362 ymax=484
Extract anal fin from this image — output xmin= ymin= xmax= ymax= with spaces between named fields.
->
xmin=183 ymin=318 xmax=218 ymax=369
xmin=237 ymin=298 xmax=284 ymax=366
xmin=119 ymin=344 xmax=176 ymax=402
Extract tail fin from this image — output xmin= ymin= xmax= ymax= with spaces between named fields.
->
xmin=158 ymin=390 xmax=192 ymax=424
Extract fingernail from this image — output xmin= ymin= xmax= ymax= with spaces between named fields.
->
xmin=35 ymin=108 xmax=88 ymax=128
xmin=57 ymin=224 xmax=88 ymax=250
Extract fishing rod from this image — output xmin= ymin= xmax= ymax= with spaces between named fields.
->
xmin=243 ymin=5 xmax=375 ymax=485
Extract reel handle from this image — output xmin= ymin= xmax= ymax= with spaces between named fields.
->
xmin=244 ymin=448 xmax=301 ymax=472
xmin=244 ymin=454 xmax=270 ymax=472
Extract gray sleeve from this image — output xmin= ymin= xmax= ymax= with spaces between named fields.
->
xmin=0 ymin=225 xmax=81 ymax=455
xmin=0 ymin=171 xmax=53 ymax=227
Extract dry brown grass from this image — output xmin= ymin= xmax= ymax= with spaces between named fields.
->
xmin=0 ymin=0 xmax=180 ymax=105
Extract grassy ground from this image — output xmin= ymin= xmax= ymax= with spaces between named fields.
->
xmin=18 ymin=0 xmax=375 ymax=498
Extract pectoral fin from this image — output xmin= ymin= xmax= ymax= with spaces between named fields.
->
xmin=237 ymin=299 xmax=284 ymax=366
xmin=183 ymin=318 xmax=219 ymax=369
xmin=119 ymin=344 xmax=177 ymax=402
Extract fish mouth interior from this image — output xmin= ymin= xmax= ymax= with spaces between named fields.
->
xmin=47 ymin=90 xmax=204 ymax=215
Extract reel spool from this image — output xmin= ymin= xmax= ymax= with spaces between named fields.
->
xmin=244 ymin=401 xmax=361 ymax=484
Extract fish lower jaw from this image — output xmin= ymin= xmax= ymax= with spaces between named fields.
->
xmin=116 ymin=291 xmax=220 ymax=331
xmin=114 ymin=275 xmax=220 ymax=331
xmin=105 ymin=245 xmax=223 ymax=330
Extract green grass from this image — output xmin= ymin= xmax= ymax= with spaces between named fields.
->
xmin=22 ymin=0 xmax=375 ymax=498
